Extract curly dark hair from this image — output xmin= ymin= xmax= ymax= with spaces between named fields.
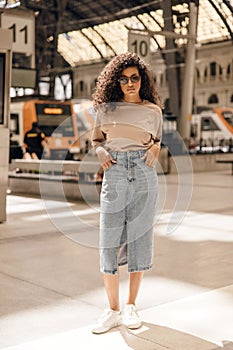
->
xmin=92 ymin=52 xmax=162 ymax=109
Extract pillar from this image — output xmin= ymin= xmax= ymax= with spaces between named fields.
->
xmin=179 ymin=0 xmax=198 ymax=146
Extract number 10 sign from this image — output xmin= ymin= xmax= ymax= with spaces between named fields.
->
xmin=128 ymin=31 xmax=150 ymax=63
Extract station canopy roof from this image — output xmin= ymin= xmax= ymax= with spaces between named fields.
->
xmin=57 ymin=0 xmax=233 ymax=66
xmin=19 ymin=0 xmax=233 ymax=70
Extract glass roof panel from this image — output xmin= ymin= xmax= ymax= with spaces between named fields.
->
xmin=137 ymin=12 xmax=165 ymax=50
xmin=172 ymin=3 xmax=189 ymax=46
xmin=58 ymin=0 xmax=233 ymax=66
xmin=197 ymin=0 xmax=232 ymax=43
xmin=95 ymin=20 xmax=129 ymax=54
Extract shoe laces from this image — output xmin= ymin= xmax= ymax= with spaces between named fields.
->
xmin=98 ymin=308 xmax=115 ymax=323
xmin=125 ymin=305 xmax=138 ymax=318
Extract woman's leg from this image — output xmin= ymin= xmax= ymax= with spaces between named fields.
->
xmin=126 ymin=271 xmax=144 ymax=305
xmin=92 ymin=273 xmax=121 ymax=334
xmin=122 ymin=271 xmax=144 ymax=329
xmin=103 ymin=273 xmax=120 ymax=310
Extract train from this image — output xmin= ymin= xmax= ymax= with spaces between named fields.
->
xmin=9 ymin=99 xmax=233 ymax=161
xmin=10 ymin=99 xmax=78 ymax=159
xmin=9 ymin=98 xmax=95 ymax=160
xmin=190 ymin=107 xmax=233 ymax=152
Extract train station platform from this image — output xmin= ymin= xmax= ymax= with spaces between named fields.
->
xmin=0 ymin=170 xmax=233 ymax=350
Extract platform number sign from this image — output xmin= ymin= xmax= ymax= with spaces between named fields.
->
xmin=128 ymin=31 xmax=150 ymax=63
xmin=1 ymin=11 xmax=35 ymax=58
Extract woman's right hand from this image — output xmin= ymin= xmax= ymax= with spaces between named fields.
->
xmin=96 ymin=147 xmax=116 ymax=171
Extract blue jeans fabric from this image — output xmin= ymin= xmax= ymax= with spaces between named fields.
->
xmin=99 ymin=150 xmax=158 ymax=275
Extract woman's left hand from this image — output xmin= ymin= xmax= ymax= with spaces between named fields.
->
xmin=141 ymin=144 xmax=160 ymax=167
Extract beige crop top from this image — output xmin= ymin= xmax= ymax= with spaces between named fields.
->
xmin=91 ymin=100 xmax=163 ymax=152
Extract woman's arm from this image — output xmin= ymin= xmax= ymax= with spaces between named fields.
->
xmin=91 ymin=112 xmax=106 ymax=150
xmin=91 ymin=112 xmax=116 ymax=170
xmin=143 ymin=110 xmax=163 ymax=167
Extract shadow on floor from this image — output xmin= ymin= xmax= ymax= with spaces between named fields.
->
xmin=116 ymin=322 xmax=233 ymax=350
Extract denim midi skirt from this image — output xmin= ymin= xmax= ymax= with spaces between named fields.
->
xmin=99 ymin=150 xmax=158 ymax=275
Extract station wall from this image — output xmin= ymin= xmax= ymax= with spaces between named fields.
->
xmin=73 ymin=41 xmax=233 ymax=110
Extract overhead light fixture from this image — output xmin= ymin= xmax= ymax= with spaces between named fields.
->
xmin=0 ymin=0 xmax=21 ymax=9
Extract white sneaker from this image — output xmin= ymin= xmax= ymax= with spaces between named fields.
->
xmin=92 ymin=308 xmax=122 ymax=334
xmin=122 ymin=304 xmax=142 ymax=329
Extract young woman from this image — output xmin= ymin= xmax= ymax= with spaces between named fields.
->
xmin=91 ymin=52 xmax=162 ymax=334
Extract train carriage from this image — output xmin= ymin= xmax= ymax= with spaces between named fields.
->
xmin=191 ymin=107 xmax=233 ymax=152
xmin=10 ymin=99 xmax=79 ymax=159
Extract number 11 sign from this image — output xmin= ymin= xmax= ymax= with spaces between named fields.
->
xmin=1 ymin=9 xmax=35 ymax=61
xmin=128 ymin=31 xmax=151 ymax=63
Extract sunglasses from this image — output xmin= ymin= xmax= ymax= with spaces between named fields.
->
xmin=118 ymin=75 xmax=141 ymax=85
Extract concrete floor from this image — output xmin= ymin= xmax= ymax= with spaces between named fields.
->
xmin=0 ymin=170 xmax=233 ymax=350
